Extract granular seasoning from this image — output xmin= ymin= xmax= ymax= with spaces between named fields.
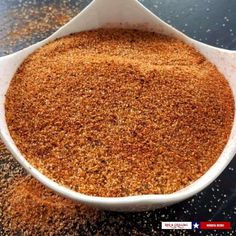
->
xmin=5 ymin=28 xmax=234 ymax=197
xmin=1 ymin=177 xmax=101 ymax=235
xmin=0 ymin=141 xmax=27 ymax=235
xmin=0 ymin=1 xmax=80 ymax=55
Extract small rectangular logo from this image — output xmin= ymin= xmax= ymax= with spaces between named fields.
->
xmin=200 ymin=222 xmax=231 ymax=230
xmin=161 ymin=222 xmax=192 ymax=229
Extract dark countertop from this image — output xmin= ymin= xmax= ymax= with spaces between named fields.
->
xmin=0 ymin=1 xmax=235 ymax=235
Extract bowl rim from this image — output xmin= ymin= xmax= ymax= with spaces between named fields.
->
xmin=1 ymin=126 xmax=236 ymax=206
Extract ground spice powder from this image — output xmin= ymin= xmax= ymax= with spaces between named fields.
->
xmin=0 ymin=1 xmax=80 ymax=55
xmin=1 ymin=177 xmax=100 ymax=235
xmin=5 ymin=28 xmax=234 ymax=197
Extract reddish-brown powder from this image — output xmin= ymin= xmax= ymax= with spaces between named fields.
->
xmin=1 ymin=177 xmax=100 ymax=235
xmin=5 ymin=28 xmax=234 ymax=197
xmin=0 ymin=2 xmax=80 ymax=55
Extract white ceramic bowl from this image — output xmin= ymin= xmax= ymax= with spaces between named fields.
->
xmin=0 ymin=0 xmax=236 ymax=212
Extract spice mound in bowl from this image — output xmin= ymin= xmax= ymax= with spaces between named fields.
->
xmin=5 ymin=29 xmax=234 ymax=197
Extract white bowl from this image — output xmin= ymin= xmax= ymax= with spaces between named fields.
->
xmin=0 ymin=0 xmax=236 ymax=212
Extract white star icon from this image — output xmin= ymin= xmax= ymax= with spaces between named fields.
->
xmin=193 ymin=222 xmax=199 ymax=229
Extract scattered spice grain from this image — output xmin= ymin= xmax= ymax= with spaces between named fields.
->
xmin=2 ymin=177 xmax=100 ymax=235
xmin=0 ymin=141 xmax=27 ymax=235
xmin=0 ymin=1 xmax=80 ymax=55
xmin=5 ymin=28 xmax=234 ymax=197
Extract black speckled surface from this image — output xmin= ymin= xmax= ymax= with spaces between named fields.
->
xmin=0 ymin=0 xmax=235 ymax=235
